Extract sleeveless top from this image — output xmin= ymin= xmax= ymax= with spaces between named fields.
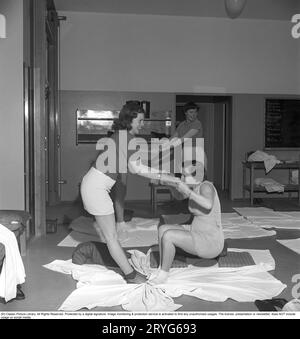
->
xmin=189 ymin=181 xmax=223 ymax=235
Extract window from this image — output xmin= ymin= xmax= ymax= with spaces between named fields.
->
xmin=76 ymin=109 xmax=173 ymax=144
xmin=76 ymin=109 xmax=119 ymax=144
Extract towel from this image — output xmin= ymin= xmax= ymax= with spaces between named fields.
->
xmin=44 ymin=248 xmax=285 ymax=312
xmin=0 ymin=224 xmax=26 ymax=302
xmin=255 ymin=178 xmax=285 ymax=193
xmin=233 ymin=207 xmax=288 ymax=219
xmin=248 ymin=150 xmax=281 ymax=173
xmin=252 ymin=219 xmax=300 ymax=230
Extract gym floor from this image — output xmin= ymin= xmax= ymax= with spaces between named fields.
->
xmin=1 ymin=195 xmax=300 ymax=312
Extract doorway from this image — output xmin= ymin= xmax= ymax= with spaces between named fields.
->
xmin=176 ymin=95 xmax=232 ymax=194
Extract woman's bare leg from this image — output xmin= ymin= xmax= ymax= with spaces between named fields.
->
xmin=151 ymin=229 xmax=196 ymax=284
xmin=161 ymin=230 xmax=197 ymax=271
xmin=94 ymin=214 xmax=133 ymax=275
xmin=157 ymin=224 xmax=188 ymax=267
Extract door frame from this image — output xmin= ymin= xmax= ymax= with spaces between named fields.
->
xmin=175 ymin=94 xmax=232 ymax=196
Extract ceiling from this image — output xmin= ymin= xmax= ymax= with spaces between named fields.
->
xmin=54 ymin=0 xmax=299 ymax=20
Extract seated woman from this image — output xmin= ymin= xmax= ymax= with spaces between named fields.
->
xmin=148 ymin=161 xmax=224 ymax=284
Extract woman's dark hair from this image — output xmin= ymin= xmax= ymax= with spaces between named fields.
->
xmin=112 ymin=102 xmax=145 ymax=131
xmin=183 ymin=102 xmax=199 ymax=113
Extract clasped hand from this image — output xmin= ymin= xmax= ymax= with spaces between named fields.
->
xmin=160 ymin=175 xmax=191 ymax=198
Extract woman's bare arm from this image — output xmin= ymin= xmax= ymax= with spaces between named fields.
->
xmin=175 ymin=182 xmax=214 ymax=210
xmin=129 ymin=159 xmax=181 ymax=184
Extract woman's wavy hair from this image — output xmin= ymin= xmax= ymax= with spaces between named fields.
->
xmin=112 ymin=102 xmax=145 ymax=131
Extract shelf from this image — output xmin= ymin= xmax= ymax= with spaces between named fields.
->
xmin=242 ymin=161 xmax=300 ymax=170
xmin=242 ymin=157 xmax=300 ymax=205
xmin=243 ymin=184 xmax=300 ymax=193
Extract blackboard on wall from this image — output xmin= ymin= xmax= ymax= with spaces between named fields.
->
xmin=265 ymin=99 xmax=300 ymax=149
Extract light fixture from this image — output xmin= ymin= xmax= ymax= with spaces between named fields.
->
xmin=225 ymin=0 xmax=247 ymax=19
xmin=0 ymin=13 xmax=6 ymax=38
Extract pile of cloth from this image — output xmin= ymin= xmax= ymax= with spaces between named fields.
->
xmin=233 ymin=207 xmax=300 ymax=230
xmin=254 ymin=178 xmax=284 ymax=193
xmin=247 ymin=150 xmax=281 ymax=173
xmin=0 ymin=224 xmax=26 ymax=303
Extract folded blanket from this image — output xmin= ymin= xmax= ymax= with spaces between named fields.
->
xmin=255 ymin=178 xmax=284 ymax=193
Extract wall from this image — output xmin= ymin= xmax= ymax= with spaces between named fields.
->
xmin=60 ymin=90 xmax=175 ymax=201
xmin=59 ymin=12 xmax=298 ymax=94
xmin=61 ymin=92 xmax=300 ymax=202
xmin=57 ymin=11 xmax=300 ymax=201
xmin=0 ymin=0 xmax=24 ymax=209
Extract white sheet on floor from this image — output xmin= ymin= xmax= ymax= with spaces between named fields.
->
xmin=69 ymin=216 xmax=98 ymax=236
xmin=69 ymin=216 xmax=160 ymax=235
xmin=58 ymin=217 xmax=160 ymax=248
xmin=277 ymin=239 xmax=300 ymax=255
xmin=44 ymin=248 xmax=285 ymax=312
xmin=251 ymin=219 xmax=300 ymax=230
xmin=281 ymin=211 xmax=300 ymax=219
xmin=58 ymin=229 xmax=158 ymax=248
xmin=58 ymin=212 xmax=278 ymax=249
xmin=0 ymin=224 xmax=26 ymax=302
xmin=163 ymin=214 xmax=276 ymax=239
xmin=223 ymin=224 xmax=276 ymax=239
xmin=57 ymin=231 xmax=100 ymax=247
xmin=58 ymin=222 xmax=275 ymax=248
xmin=233 ymin=207 xmax=288 ymax=219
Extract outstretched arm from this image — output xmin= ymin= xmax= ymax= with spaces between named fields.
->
xmin=175 ymin=182 xmax=214 ymax=211
xmin=129 ymin=159 xmax=181 ymax=185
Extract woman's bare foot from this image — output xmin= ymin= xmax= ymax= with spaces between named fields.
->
xmin=125 ymin=270 xmax=147 ymax=284
xmin=148 ymin=269 xmax=169 ymax=285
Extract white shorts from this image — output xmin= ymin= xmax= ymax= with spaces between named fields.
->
xmin=80 ymin=167 xmax=116 ymax=216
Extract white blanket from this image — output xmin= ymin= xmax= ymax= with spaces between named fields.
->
xmin=44 ymin=248 xmax=286 ymax=312
xmin=277 ymin=239 xmax=300 ymax=255
xmin=252 ymin=219 xmax=300 ymax=230
xmin=255 ymin=178 xmax=284 ymax=193
xmin=58 ymin=214 xmax=276 ymax=248
xmin=233 ymin=207 xmax=288 ymax=219
xmin=247 ymin=150 xmax=281 ymax=173
xmin=0 ymin=224 xmax=26 ymax=302
xmin=58 ymin=217 xmax=160 ymax=248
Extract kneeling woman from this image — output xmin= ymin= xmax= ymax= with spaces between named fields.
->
xmin=80 ymin=103 xmax=147 ymax=284
xmin=150 ymin=162 xmax=224 ymax=284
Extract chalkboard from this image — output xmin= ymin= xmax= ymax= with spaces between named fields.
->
xmin=265 ymin=99 xmax=300 ymax=149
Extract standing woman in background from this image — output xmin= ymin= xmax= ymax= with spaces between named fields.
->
xmin=159 ymin=102 xmax=203 ymax=177
xmin=173 ymin=101 xmax=203 ymax=141
xmin=80 ymin=103 xmax=147 ymax=284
